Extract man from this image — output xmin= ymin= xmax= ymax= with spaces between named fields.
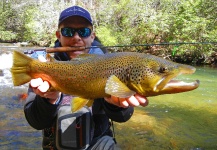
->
xmin=24 ymin=6 xmax=148 ymax=150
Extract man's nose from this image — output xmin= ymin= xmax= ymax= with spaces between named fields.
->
xmin=73 ymin=32 xmax=81 ymax=39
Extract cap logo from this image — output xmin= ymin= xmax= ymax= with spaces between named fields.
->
xmin=66 ymin=7 xmax=86 ymax=14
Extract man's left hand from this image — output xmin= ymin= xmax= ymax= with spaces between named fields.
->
xmin=104 ymin=94 xmax=149 ymax=108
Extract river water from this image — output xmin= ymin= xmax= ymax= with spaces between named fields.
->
xmin=0 ymin=46 xmax=216 ymax=150
xmin=0 ymin=46 xmax=43 ymax=150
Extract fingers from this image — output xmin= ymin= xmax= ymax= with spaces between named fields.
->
xmin=119 ymin=99 xmax=130 ymax=107
xmin=30 ymin=78 xmax=60 ymax=101
xmin=30 ymin=56 xmax=51 ymax=95
xmin=30 ymin=78 xmax=50 ymax=92
xmin=134 ymin=94 xmax=149 ymax=107
xmin=30 ymin=78 xmax=44 ymax=88
xmin=127 ymin=96 xmax=140 ymax=106
xmin=106 ymin=96 xmax=129 ymax=108
xmin=30 ymin=78 xmax=50 ymax=96
xmin=104 ymin=94 xmax=149 ymax=108
xmin=29 ymin=56 xmax=56 ymax=100
xmin=37 ymin=81 xmax=50 ymax=93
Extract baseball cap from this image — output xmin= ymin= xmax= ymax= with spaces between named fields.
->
xmin=58 ymin=6 xmax=92 ymax=26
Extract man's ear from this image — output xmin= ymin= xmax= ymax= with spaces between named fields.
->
xmin=91 ymin=32 xmax=96 ymax=43
xmin=56 ymin=31 xmax=61 ymax=40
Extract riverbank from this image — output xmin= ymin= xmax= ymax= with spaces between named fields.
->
xmin=0 ymin=42 xmax=216 ymax=67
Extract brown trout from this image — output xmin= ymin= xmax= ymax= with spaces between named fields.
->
xmin=10 ymin=50 xmax=199 ymax=112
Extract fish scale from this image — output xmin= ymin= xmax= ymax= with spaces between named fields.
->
xmin=10 ymin=50 xmax=199 ymax=112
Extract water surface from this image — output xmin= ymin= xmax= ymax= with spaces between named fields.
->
xmin=0 ymin=47 xmax=42 ymax=150
xmin=115 ymin=66 xmax=217 ymax=150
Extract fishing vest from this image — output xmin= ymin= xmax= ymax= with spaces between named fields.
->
xmin=42 ymin=95 xmax=94 ymax=150
xmin=42 ymin=43 xmax=112 ymax=149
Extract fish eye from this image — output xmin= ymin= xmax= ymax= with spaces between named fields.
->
xmin=159 ymin=66 xmax=168 ymax=73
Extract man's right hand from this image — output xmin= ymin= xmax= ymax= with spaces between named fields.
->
xmin=30 ymin=78 xmax=61 ymax=104
xmin=30 ymin=55 xmax=61 ymax=104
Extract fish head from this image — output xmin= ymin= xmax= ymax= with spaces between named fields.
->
xmin=130 ymin=55 xmax=199 ymax=96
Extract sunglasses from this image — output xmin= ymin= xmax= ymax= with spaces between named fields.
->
xmin=60 ymin=27 xmax=92 ymax=38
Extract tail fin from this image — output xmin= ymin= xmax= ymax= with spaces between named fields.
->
xmin=10 ymin=50 xmax=33 ymax=86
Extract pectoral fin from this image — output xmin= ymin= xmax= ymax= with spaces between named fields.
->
xmin=71 ymin=97 xmax=89 ymax=112
xmin=105 ymin=75 xmax=136 ymax=98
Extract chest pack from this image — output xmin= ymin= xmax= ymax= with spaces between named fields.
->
xmin=56 ymin=105 xmax=93 ymax=150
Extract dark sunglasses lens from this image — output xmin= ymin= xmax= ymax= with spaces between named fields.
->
xmin=61 ymin=27 xmax=91 ymax=37
xmin=61 ymin=28 xmax=75 ymax=37
xmin=78 ymin=28 xmax=91 ymax=37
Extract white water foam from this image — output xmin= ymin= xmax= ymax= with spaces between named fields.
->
xmin=0 ymin=52 xmax=29 ymax=89
xmin=0 ymin=52 xmax=13 ymax=86
xmin=0 ymin=52 xmax=13 ymax=69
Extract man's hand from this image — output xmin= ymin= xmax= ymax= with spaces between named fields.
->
xmin=30 ymin=78 xmax=61 ymax=104
xmin=29 ymin=55 xmax=61 ymax=104
xmin=104 ymin=94 xmax=149 ymax=108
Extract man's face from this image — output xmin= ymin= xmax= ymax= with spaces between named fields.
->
xmin=56 ymin=16 xmax=95 ymax=59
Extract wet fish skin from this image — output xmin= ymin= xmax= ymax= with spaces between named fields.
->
xmin=10 ymin=50 xmax=199 ymax=112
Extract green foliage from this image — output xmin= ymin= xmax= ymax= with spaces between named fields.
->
xmin=94 ymin=0 xmax=216 ymax=53
xmin=93 ymin=0 xmax=216 ymax=64
xmin=0 ymin=0 xmax=72 ymax=46
xmin=0 ymin=30 xmax=17 ymax=42
xmin=0 ymin=1 xmax=17 ymax=42
xmin=95 ymin=26 xmax=118 ymax=46
xmin=0 ymin=0 xmax=216 ymax=63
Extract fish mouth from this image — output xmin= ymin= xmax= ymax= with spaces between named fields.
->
xmin=160 ymin=79 xmax=200 ymax=94
xmin=154 ymin=65 xmax=199 ymax=94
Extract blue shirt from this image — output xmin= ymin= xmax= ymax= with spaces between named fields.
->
xmin=88 ymin=47 xmax=104 ymax=55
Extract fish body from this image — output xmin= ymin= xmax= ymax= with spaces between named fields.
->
xmin=10 ymin=50 xmax=199 ymax=111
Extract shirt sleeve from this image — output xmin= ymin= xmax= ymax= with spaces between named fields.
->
xmin=24 ymin=87 xmax=61 ymax=130
xmin=93 ymin=98 xmax=134 ymax=122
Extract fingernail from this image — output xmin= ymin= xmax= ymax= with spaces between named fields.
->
xmin=122 ymin=101 xmax=129 ymax=107
xmin=140 ymin=98 xmax=146 ymax=103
